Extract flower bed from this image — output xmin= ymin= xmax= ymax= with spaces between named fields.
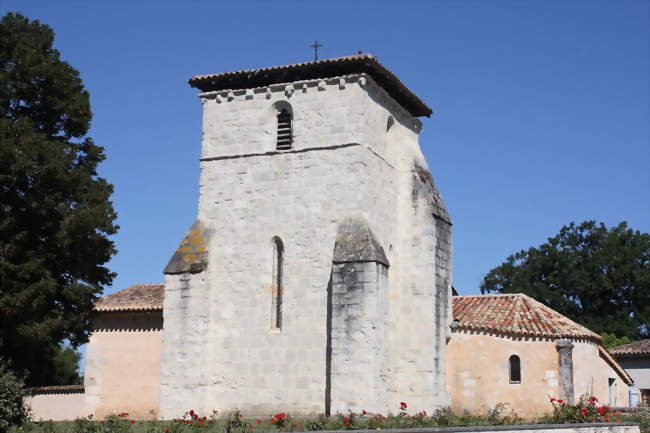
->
xmin=10 ymin=399 xmax=644 ymax=433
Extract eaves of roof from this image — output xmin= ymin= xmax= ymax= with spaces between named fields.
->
xmin=188 ymin=54 xmax=432 ymax=118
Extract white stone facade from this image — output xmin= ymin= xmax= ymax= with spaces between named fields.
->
xmin=160 ymin=71 xmax=452 ymax=418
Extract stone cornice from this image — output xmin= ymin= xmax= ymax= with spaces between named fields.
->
xmin=197 ymin=73 xmax=422 ymax=133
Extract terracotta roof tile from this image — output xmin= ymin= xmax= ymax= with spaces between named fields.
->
xmin=610 ymin=339 xmax=650 ymax=356
xmin=452 ymin=294 xmax=601 ymax=342
xmin=188 ymin=54 xmax=432 ymax=118
xmin=25 ymin=385 xmax=84 ymax=395
xmin=94 ymin=283 xmax=164 ymax=312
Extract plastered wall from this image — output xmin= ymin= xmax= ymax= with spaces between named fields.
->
xmin=447 ymin=331 xmax=561 ymax=419
xmin=160 ymin=73 xmax=451 ymax=418
xmin=85 ymin=311 xmax=163 ymax=419
xmin=447 ymin=332 xmax=629 ymax=419
xmin=616 ymin=357 xmax=650 ymax=389
xmin=573 ymin=341 xmax=629 ymax=407
xmin=26 ymin=391 xmax=86 ymax=421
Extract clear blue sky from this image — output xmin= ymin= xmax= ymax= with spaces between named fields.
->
xmin=2 ymin=0 xmax=649 ymax=297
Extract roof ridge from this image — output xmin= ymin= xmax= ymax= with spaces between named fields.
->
xmin=521 ymin=294 xmax=598 ymax=338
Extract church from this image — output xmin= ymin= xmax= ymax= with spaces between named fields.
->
xmin=94 ymin=54 xmax=451 ymax=418
xmin=25 ymin=55 xmax=631 ymax=421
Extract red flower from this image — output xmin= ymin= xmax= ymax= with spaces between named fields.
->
xmin=597 ymin=406 xmax=610 ymax=416
xmin=581 ymin=408 xmax=588 ymax=417
xmin=550 ymin=398 xmax=556 ymax=402
xmin=275 ymin=413 xmax=286 ymax=420
xmin=604 ymin=417 xmax=611 ymax=422
xmin=270 ymin=417 xmax=276 ymax=424
xmin=165 ymin=428 xmax=170 ymax=432
xmin=400 ymin=402 xmax=408 ymax=410
xmin=189 ymin=410 xmax=195 ymax=416
xmin=557 ymin=399 xmax=563 ymax=404
xmin=129 ymin=420 xmax=135 ymax=424
xmin=256 ymin=419 xmax=262 ymax=424
xmin=361 ymin=410 xmax=367 ymax=415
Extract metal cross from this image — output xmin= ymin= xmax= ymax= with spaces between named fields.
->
xmin=310 ymin=40 xmax=323 ymax=61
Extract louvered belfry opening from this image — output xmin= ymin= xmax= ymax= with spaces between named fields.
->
xmin=276 ymin=108 xmax=292 ymax=150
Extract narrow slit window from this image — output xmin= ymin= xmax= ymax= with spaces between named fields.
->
xmin=272 ymin=238 xmax=284 ymax=329
xmin=276 ymin=108 xmax=292 ymax=150
xmin=509 ymin=355 xmax=521 ymax=383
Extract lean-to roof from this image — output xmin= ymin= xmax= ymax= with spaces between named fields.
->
xmin=94 ymin=283 xmax=164 ymax=312
xmin=610 ymin=339 xmax=650 ymax=357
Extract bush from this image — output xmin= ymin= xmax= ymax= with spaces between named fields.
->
xmin=542 ymin=396 xmax=623 ymax=424
xmin=0 ymin=365 xmax=29 ymax=431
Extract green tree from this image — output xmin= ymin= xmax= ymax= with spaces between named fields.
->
xmin=601 ymin=332 xmax=633 ymax=350
xmin=0 ymin=362 xmax=29 ymax=431
xmin=0 ymin=12 xmax=117 ymax=385
xmin=481 ymin=221 xmax=650 ymax=340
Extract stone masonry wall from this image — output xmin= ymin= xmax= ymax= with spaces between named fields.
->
xmin=160 ymin=73 xmax=451 ymax=417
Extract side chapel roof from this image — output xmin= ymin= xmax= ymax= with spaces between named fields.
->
xmin=452 ymin=294 xmax=633 ymax=385
xmin=94 ymin=283 xmax=164 ymax=312
xmin=188 ymin=54 xmax=432 ymax=118
xmin=610 ymin=340 xmax=650 ymax=357
xmin=452 ymin=294 xmax=601 ymax=342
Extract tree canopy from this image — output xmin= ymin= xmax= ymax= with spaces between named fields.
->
xmin=0 ymin=12 xmax=117 ymax=385
xmin=481 ymin=221 xmax=650 ymax=340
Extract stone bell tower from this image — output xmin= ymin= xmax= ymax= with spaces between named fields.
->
xmin=159 ymin=54 xmax=452 ymax=418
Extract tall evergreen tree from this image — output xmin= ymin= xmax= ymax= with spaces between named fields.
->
xmin=0 ymin=12 xmax=118 ymax=385
xmin=481 ymin=221 xmax=650 ymax=340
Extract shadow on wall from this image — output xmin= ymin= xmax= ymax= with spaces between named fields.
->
xmin=93 ymin=311 xmax=163 ymax=332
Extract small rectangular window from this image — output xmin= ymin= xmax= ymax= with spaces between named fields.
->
xmin=271 ymin=238 xmax=284 ymax=329
xmin=276 ymin=109 xmax=292 ymax=150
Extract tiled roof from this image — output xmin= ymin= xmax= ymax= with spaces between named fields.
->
xmin=452 ymin=294 xmax=601 ymax=342
xmin=188 ymin=54 xmax=432 ymax=118
xmin=94 ymin=283 xmax=164 ymax=312
xmin=25 ymin=385 xmax=84 ymax=395
xmin=599 ymin=346 xmax=634 ymax=385
xmin=610 ymin=339 xmax=650 ymax=357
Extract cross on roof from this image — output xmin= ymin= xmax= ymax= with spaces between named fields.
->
xmin=310 ymin=40 xmax=323 ymax=61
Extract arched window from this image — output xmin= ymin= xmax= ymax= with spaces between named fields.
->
xmin=276 ymin=108 xmax=292 ymax=150
xmin=509 ymin=355 xmax=521 ymax=383
xmin=271 ymin=237 xmax=284 ymax=329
